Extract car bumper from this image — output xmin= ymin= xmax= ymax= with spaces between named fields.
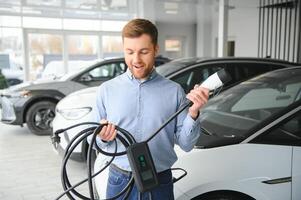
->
xmin=53 ymin=141 xmax=86 ymax=162
xmin=52 ymin=113 xmax=92 ymax=161
xmin=0 ymin=96 xmax=26 ymax=125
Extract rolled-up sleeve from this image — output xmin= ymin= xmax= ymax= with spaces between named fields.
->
xmin=174 ymin=88 xmax=201 ymax=152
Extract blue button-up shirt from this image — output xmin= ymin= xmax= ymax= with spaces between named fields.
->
xmin=93 ymin=69 xmax=201 ymax=172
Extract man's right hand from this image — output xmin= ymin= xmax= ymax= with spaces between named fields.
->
xmin=98 ymin=119 xmax=117 ymax=141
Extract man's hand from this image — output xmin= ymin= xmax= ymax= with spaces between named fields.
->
xmin=186 ymin=85 xmax=209 ymax=120
xmin=98 ymin=119 xmax=117 ymax=141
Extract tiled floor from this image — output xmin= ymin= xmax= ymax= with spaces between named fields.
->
xmin=0 ymin=123 xmax=90 ymax=200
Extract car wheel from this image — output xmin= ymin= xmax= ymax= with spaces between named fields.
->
xmin=26 ymin=101 xmax=56 ymax=136
xmin=195 ymin=193 xmax=254 ymax=200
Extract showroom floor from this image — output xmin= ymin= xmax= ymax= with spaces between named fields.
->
xmin=0 ymin=122 xmax=90 ymax=200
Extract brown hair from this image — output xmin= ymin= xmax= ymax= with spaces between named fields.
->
xmin=122 ymin=18 xmax=158 ymax=46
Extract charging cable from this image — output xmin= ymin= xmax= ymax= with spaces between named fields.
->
xmin=52 ymin=100 xmax=191 ymax=200
xmin=52 ymin=69 xmax=231 ymax=200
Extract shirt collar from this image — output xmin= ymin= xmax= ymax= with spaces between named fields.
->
xmin=126 ymin=67 xmax=158 ymax=83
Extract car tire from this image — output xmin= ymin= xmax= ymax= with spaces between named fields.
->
xmin=195 ymin=193 xmax=254 ymax=200
xmin=26 ymin=101 xmax=56 ymax=136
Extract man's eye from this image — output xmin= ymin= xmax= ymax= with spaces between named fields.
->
xmin=127 ymin=51 xmax=134 ymax=55
xmin=141 ymin=51 xmax=149 ymax=54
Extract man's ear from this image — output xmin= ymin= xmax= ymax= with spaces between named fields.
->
xmin=155 ymin=45 xmax=159 ymax=56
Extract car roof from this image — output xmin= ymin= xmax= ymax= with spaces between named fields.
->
xmin=64 ymin=56 xmax=170 ymax=81
xmin=156 ymin=57 xmax=298 ymax=77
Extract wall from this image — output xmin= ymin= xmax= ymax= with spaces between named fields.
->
xmin=156 ymin=22 xmax=197 ymax=59
xmin=228 ymin=0 xmax=259 ymax=57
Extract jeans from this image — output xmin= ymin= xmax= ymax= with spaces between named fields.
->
xmin=106 ymin=164 xmax=174 ymax=200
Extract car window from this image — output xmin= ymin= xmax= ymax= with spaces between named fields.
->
xmin=171 ymin=70 xmax=194 ymax=93
xmin=155 ymin=59 xmax=168 ymax=67
xmin=223 ymin=63 xmax=285 ymax=88
xmin=170 ymin=65 xmax=222 ymax=93
xmin=252 ymin=111 xmax=301 ymax=146
xmin=83 ymin=62 xmax=126 ymax=80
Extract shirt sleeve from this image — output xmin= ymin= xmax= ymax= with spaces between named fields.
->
xmin=174 ymin=87 xmax=201 ymax=152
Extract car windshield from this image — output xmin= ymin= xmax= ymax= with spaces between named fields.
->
xmin=196 ymin=67 xmax=301 ymax=148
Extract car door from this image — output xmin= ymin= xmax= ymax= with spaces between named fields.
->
xmin=251 ymin=109 xmax=301 ymax=200
xmin=288 ymin=112 xmax=301 ymax=200
xmin=76 ymin=61 xmax=127 ymax=87
xmin=268 ymin=111 xmax=301 ymax=200
xmin=292 ymin=146 xmax=301 ymax=200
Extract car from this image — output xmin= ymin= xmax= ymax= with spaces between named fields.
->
xmin=0 ymin=54 xmax=24 ymax=86
xmin=0 ymin=69 xmax=8 ymax=89
xmin=52 ymin=57 xmax=298 ymax=161
xmin=93 ymin=66 xmax=301 ymax=200
xmin=0 ymin=56 xmax=170 ymax=135
xmin=39 ymin=60 xmax=98 ymax=80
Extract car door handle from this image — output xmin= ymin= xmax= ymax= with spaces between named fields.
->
xmin=262 ymin=177 xmax=292 ymax=184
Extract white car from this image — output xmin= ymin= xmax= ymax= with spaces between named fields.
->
xmin=93 ymin=67 xmax=301 ymax=200
xmin=56 ymin=67 xmax=301 ymax=199
xmin=40 ymin=60 xmax=98 ymax=80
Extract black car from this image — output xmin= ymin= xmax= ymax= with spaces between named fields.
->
xmin=156 ymin=57 xmax=298 ymax=93
xmin=0 ymin=56 xmax=170 ymax=135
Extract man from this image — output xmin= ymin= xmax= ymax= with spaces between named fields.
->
xmin=94 ymin=18 xmax=209 ymax=199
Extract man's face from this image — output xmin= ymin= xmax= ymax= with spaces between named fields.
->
xmin=123 ymin=34 xmax=158 ymax=80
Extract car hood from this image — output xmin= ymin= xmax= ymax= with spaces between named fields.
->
xmin=6 ymin=78 xmax=63 ymax=91
xmin=67 ymin=86 xmax=97 ymax=97
xmin=0 ymin=78 xmax=76 ymax=98
xmin=56 ymin=87 xmax=97 ymax=110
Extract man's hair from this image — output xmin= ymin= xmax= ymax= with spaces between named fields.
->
xmin=122 ymin=18 xmax=158 ymax=46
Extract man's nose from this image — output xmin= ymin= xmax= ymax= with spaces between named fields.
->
xmin=133 ymin=53 xmax=142 ymax=63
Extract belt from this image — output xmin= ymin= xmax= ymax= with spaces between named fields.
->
xmin=110 ymin=163 xmax=132 ymax=176
xmin=110 ymin=163 xmax=171 ymax=177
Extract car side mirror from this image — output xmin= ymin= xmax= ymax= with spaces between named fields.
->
xmin=80 ymin=74 xmax=93 ymax=82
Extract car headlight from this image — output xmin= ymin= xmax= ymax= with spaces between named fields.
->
xmin=19 ymin=90 xmax=31 ymax=97
xmin=0 ymin=89 xmax=31 ymax=98
xmin=57 ymin=107 xmax=92 ymax=120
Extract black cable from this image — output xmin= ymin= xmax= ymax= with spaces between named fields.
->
xmin=55 ymin=98 xmax=193 ymax=200
xmin=54 ymin=122 xmax=141 ymax=200
xmin=61 ymin=131 xmax=93 ymax=200
xmin=87 ymin=124 xmax=138 ymax=200
xmin=55 ymin=95 xmax=209 ymax=200
xmin=56 ymin=135 xmax=116 ymax=200
xmin=93 ymin=125 xmax=136 ymax=157
xmin=59 ymin=127 xmax=97 ymax=200
xmin=145 ymin=100 xmax=192 ymax=143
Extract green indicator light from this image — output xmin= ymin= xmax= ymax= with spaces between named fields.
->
xmin=139 ymin=155 xmax=145 ymax=162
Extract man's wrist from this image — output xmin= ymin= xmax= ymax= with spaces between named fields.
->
xmin=189 ymin=111 xmax=199 ymax=120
